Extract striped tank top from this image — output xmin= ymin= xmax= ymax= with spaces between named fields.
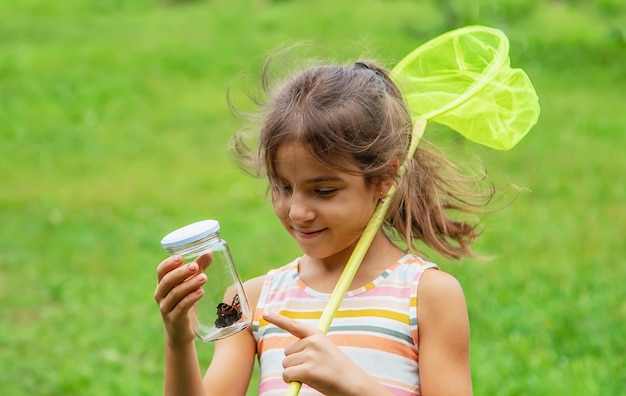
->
xmin=252 ymin=254 xmax=438 ymax=396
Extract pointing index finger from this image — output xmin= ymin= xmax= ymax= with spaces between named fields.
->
xmin=262 ymin=311 xmax=319 ymax=339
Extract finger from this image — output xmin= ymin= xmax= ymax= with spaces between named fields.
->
xmin=156 ymin=255 xmax=183 ymax=283
xmin=282 ymin=362 xmax=311 ymax=385
xmin=158 ymin=271 xmax=207 ymax=315
xmin=155 ymin=260 xmax=200 ymax=302
xmin=262 ymin=311 xmax=319 ymax=339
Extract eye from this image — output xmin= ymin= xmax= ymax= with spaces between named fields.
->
xmin=315 ymin=188 xmax=338 ymax=196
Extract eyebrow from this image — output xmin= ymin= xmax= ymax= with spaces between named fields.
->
xmin=271 ymin=175 xmax=346 ymax=184
xmin=306 ymin=176 xmax=345 ymax=183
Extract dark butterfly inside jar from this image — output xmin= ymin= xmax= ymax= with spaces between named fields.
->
xmin=215 ymin=294 xmax=243 ymax=328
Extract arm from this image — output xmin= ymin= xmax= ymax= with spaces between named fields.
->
xmin=417 ymin=269 xmax=473 ymax=396
xmin=201 ymin=276 xmax=265 ymax=395
xmin=162 ymin=320 xmax=258 ymax=396
xmin=155 ymin=255 xmax=208 ymax=396
xmin=163 ymin=338 xmax=206 ymax=396
xmin=155 ymin=254 xmax=263 ymax=396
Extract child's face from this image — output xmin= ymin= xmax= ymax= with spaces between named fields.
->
xmin=271 ymin=141 xmax=381 ymax=261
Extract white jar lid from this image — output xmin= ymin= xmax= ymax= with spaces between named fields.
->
xmin=160 ymin=219 xmax=220 ymax=249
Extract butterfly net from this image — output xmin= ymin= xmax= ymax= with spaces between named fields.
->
xmin=391 ymin=26 xmax=540 ymax=150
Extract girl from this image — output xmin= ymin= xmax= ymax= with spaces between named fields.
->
xmin=154 ymin=59 xmax=494 ymax=395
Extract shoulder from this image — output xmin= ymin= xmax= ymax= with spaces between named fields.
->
xmin=242 ymin=258 xmax=299 ymax=309
xmin=417 ymin=269 xmax=468 ymax=328
xmin=244 ymin=274 xmax=267 ymax=291
xmin=243 ymin=275 xmax=266 ymax=312
xmin=419 ymin=269 xmax=465 ymax=300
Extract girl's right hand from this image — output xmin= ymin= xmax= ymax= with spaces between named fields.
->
xmin=154 ymin=254 xmax=209 ymax=344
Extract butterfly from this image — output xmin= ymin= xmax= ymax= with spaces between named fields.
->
xmin=215 ymin=294 xmax=243 ymax=328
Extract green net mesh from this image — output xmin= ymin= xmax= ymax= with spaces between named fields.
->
xmin=391 ymin=26 xmax=540 ymax=150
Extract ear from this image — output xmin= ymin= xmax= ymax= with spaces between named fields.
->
xmin=378 ymin=159 xmax=400 ymax=195
xmin=375 ymin=177 xmax=394 ymax=198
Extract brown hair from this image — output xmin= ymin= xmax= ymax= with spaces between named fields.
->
xmin=232 ymin=58 xmax=495 ymax=260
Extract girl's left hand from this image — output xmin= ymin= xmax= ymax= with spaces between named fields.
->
xmin=261 ymin=311 xmax=392 ymax=396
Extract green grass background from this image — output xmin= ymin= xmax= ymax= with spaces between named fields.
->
xmin=1 ymin=0 xmax=625 ymax=394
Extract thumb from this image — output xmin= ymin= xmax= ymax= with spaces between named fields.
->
xmin=195 ymin=251 xmax=213 ymax=272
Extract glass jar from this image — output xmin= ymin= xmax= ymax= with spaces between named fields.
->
xmin=160 ymin=220 xmax=251 ymax=342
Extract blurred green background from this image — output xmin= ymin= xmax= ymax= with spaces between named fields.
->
xmin=1 ymin=0 xmax=625 ymax=394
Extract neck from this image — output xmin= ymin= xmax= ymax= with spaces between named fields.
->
xmin=299 ymin=231 xmax=405 ymax=293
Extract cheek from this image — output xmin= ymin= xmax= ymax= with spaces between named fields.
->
xmin=272 ymin=196 xmax=289 ymax=218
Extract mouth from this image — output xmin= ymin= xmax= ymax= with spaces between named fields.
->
xmin=294 ymin=228 xmax=326 ymax=240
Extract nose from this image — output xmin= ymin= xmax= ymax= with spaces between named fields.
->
xmin=288 ymin=193 xmax=315 ymax=223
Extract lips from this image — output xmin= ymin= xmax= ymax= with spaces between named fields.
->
xmin=294 ymin=228 xmax=325 ymax=239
